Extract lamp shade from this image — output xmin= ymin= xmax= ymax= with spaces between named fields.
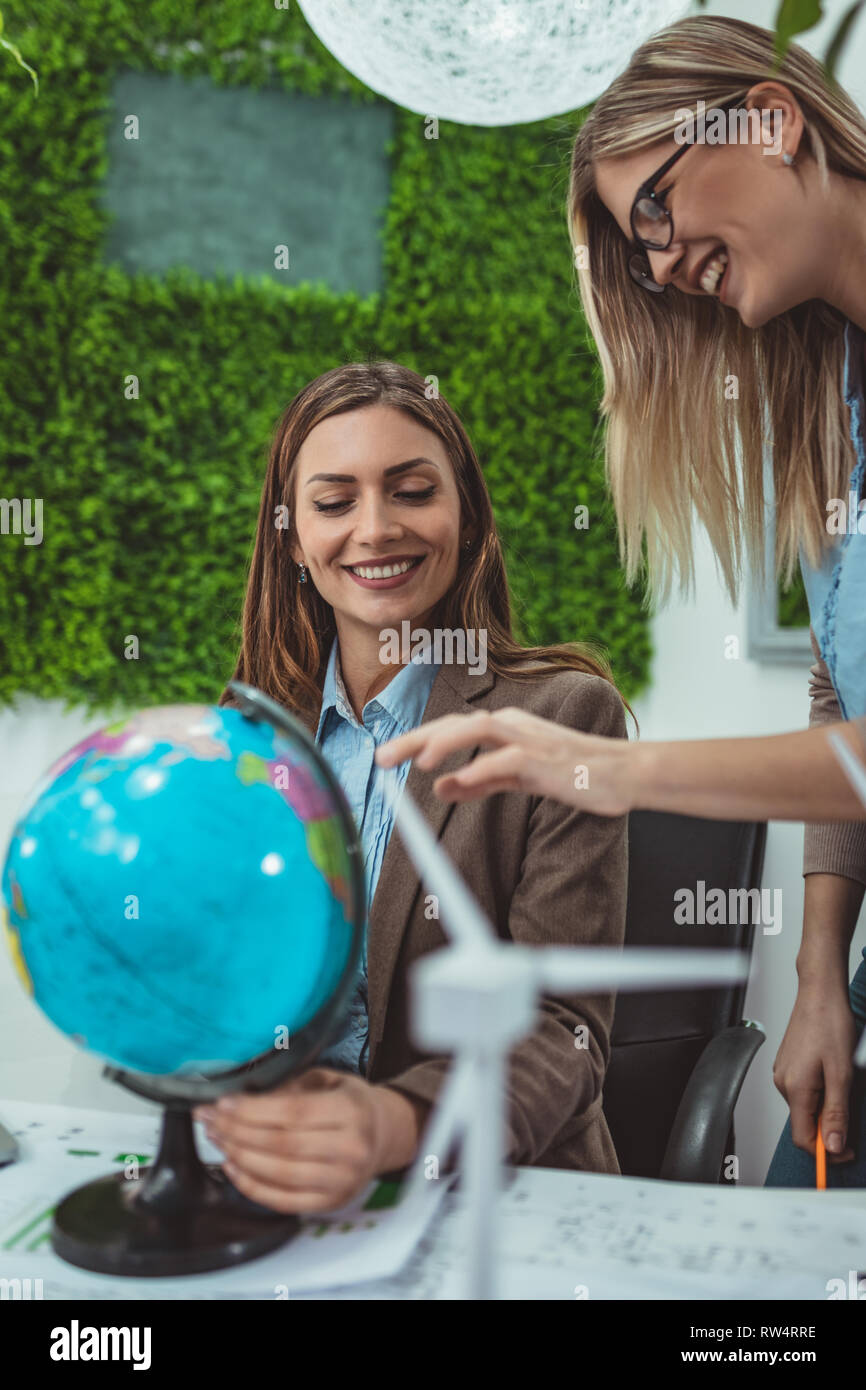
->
xmin=297 ymin=0 xmax=690 ymax=125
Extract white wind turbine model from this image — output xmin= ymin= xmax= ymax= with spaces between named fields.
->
xmin=379 ymin=772 xmax=750 ymax=1301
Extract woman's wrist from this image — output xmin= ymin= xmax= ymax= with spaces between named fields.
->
xmin=795 ymin=946 xmax=851 ymax=993
xmin=628 ymin=738 xmax=660 ymax=811
xmin=371 ymin=1085 xmax=426 ymax=1172
xmin=795 ymin=930 xmax=853 ymax=993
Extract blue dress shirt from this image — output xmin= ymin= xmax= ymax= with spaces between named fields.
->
xmin=800 ymin=316 xmax=866 ymax=719
xmin=314 ymin=638 xmax=439 ymax=1076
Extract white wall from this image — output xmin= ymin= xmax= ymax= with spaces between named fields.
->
xmin=2 ymin=0 xmax=866 ymax=1170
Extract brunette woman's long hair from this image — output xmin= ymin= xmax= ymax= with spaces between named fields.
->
xmin=221 ymin=360 xmax=630 ymax=727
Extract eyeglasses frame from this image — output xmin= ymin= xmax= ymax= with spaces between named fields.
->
xmin=628 ymin=97 xmax=743 ymax=293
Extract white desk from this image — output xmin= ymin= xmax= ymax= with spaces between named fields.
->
xmin=1 ymin=1098 xmax=864 ymax=1301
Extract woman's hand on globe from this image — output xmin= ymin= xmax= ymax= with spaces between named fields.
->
xmin=194 ymin=1069 xmax=426 ymax=1213
xmin=376 ymin=707 xmax=639 ymax=815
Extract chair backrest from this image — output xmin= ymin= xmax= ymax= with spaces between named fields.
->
xmin=603 ymin=809 xmax=767 ymax=1179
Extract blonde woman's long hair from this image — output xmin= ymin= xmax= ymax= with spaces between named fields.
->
xmin=569 ymin=15 xmax=866 ymax=602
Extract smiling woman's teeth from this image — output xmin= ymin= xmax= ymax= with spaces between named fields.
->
xmin=700 ymin=248 xmax=728 ymax=295
xmin=349 ymin=558 xmax=417 ymax=580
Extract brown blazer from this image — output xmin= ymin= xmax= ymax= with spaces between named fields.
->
xmin=359 ymin=660 xmax=629 ymax=1175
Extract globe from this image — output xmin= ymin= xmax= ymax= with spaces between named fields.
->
xmin=1 ymin=695 xmax=364 ymax=1082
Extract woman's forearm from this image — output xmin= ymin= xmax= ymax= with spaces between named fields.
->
xmin=632 ymin=723 xmax=866 ymax=822
xmin=796 ymin=873 xmax=865 ymax=989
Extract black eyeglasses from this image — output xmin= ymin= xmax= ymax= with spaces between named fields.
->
xmin=628 ymin=98 xmax=741 ymax=293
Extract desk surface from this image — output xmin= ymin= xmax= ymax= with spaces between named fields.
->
xmin=1 ymin=1098 xmax=865 ymax=1300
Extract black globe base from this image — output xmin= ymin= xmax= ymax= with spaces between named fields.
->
xmin=51 ymin=1107 xmax=300 ymax=1277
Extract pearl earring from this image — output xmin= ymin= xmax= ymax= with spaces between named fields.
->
xmin=298 ymin=563 xmax=307 ymax=584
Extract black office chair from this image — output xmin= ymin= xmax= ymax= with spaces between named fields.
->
xmin=603 ymin=809 xmax=767 ymax=1183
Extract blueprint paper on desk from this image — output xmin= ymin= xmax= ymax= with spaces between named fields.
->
xmin=484 ymin=1167 xmax=866 ymax=1300
xmin=0 ymin=1099 xmax=454 ymax=1299
xmin=355 ymin=1166 xmax=866 ymax=1301
xmin=281 ymin=1165 xmax=866 ymax=1300
xmin=2 ymin=1100 xmax=866 ymax=1300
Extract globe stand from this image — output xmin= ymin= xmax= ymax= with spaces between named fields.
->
xmin=51 ymin=1105 xmax=300 ymax=1277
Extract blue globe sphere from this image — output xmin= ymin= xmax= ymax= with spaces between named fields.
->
xmin=1 ymin=702 xmax=363 ymax=1077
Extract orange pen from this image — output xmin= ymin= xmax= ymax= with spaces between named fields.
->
xmin=816 ymin=1111 xmax=827 ymax=1190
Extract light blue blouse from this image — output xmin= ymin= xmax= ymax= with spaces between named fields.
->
xmin=800 ymin=317 xmax=866 ymax=719
xmin=313 ymin=638 xmax=439 ymax=1075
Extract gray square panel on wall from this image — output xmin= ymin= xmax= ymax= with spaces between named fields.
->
xmin=102 ymin=70 xmax=394 ymax=293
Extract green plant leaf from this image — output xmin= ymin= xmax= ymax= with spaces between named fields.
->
xmin=0 ymin=6 xmax=39 ymax=95
xmin=822 ymin=0 xmax=865 ymax=81
xmin=773 ymin=0 xmax=823 ymax=63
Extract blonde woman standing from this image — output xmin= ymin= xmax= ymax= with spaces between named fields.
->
xmin=379 ymin=17 xmax=866 ymax=1186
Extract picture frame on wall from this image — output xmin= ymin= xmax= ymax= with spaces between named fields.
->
xmin=747 ymin=455 xmax=814 ymax=664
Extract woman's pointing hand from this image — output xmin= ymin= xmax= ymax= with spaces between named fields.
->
xmin=375 ymin=707 xmax=637 ymax=815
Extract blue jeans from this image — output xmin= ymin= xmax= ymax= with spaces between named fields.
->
xmin=765 ymin=948 xmax=866 ymax=1188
